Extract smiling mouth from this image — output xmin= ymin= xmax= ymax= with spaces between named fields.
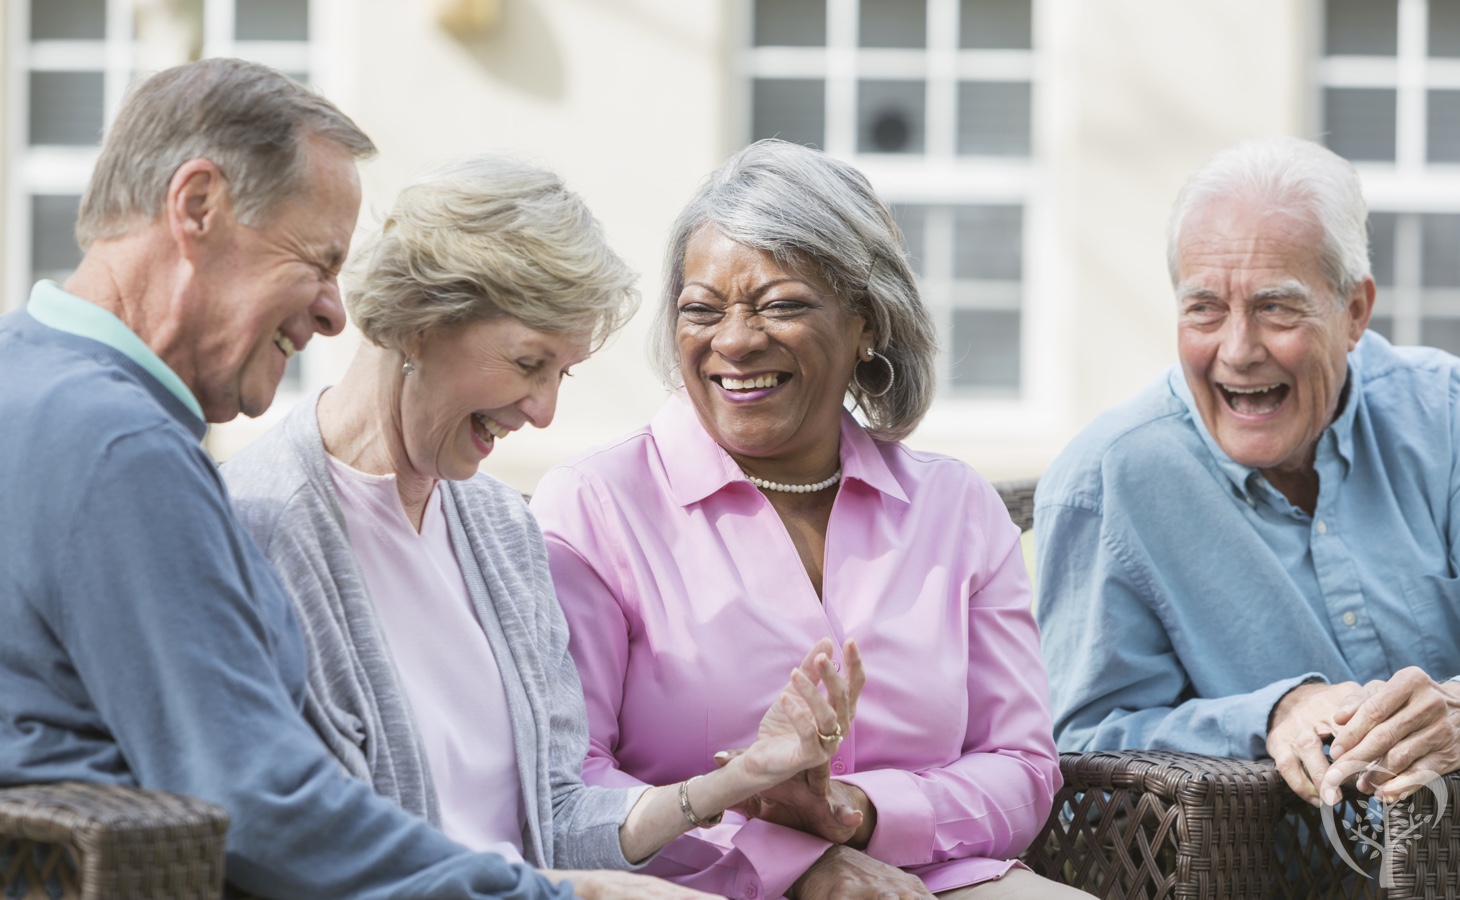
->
xmin=274 ymin=331 xmax=298 ymax=360
xmin=713 ymin=373 xmax=789 ymax=392
xmin=471 ymin=413 xmax=510 ymax=446
xmin=1220 ymin=383 xmax=1289 ymax=415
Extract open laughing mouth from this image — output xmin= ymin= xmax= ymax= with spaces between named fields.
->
xmin=274 ymin=331 xmax=297 ymax=360
xmin=1220 ymin=383 xmax=1289 ymax=415
xmin=470 ymin=413 xmax=509 ymax=451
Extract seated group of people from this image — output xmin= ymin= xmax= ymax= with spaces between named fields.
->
xmin=0 ymin=57 xmax=1455 ymax=900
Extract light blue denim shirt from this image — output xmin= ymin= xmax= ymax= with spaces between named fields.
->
xmin=1035 ymin=331 xmax=1460 ymax=758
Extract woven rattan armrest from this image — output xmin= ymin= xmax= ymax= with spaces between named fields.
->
xmin=0 ymin=781 xmax=228 ymax=899
xmin=1023 ymin=749 xmax=1287 ymax=899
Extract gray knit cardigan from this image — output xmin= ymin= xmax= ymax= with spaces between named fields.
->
xmin=222 ymin=391 xmax=637 ymax=870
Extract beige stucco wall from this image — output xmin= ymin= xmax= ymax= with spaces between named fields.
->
xmin=1055 ymin=0 xmax=1310 ymax=446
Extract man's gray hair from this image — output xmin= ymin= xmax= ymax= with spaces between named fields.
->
xmin=76 ymin=57 xmax=375 ymax=249
xmin=1167 ymin=136 xmax=1372 ymax=300
xmin=653 ymin=139 xmax=937 ymax=443
xmin=346 ymin=154 xmax=639 ymax=351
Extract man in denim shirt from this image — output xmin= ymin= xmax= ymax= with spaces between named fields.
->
xmin=1036 ymin=137 xmax=1460 ymax=808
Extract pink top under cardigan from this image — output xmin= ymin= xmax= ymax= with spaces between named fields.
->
xmin=530 ymin=394 xmax=1061 ymax=900
xmin=326 ymin=454 xmax=526 ymax=863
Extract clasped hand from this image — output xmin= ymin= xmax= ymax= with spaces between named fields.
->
xmin=723 ymin=637 xmax=873 ymax=845
xmin=1268 ymin=668 xmax=1460 ymax=806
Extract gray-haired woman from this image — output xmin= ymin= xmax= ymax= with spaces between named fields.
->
xmin=532 ymin=141 xmax=1087 ymax=899
xmin=222 ymin=154 xmax=862 ymax=900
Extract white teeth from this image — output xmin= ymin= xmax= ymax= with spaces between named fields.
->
xmin=274 ymin=331 xmax=296 ymax=360
xmin=721 ymin=374 xmax=780 ymax=390
xmin=1223 ymin=384 xmax=1279 ymax=394
xmin=473 ymin=413 xmax=509 ymax=440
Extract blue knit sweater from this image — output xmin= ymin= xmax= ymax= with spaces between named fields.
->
xmin=0 ymin=307 xmax=572 ymax=900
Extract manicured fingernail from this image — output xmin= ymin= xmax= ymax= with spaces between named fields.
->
xmin=714 ymin=751 xmax=729 ymax=761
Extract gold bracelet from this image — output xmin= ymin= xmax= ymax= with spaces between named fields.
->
xmin=678 ymin=775 xmax=723 ymax=828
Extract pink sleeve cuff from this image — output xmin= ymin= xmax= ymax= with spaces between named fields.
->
xmin=837 ymin=768 xmax=936 ymax=868
xmin=729 ymin=818 xmax=832 ymax=899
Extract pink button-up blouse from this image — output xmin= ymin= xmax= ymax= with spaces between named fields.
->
xmin=530 ymin=394 xmax=1059 ymax=900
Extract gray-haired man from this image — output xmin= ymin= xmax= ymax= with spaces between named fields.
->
xmin=0 ymin=57 xmax=580 ymax=898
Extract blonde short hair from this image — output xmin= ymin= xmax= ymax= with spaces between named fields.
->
xmin=347 ymin=155 xmax=639 ymax=350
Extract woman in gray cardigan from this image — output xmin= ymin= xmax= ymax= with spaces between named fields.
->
xmin=222 ymin=155 xmax=862 ymax=900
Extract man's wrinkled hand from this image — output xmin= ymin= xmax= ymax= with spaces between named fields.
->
xmin=1321 ymin=667 xmax=1460 ymax=804
xmin=1266 ymin=680 xmax=1360 ymax=806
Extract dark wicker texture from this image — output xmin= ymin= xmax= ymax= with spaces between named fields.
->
xmin=993 ymin=478 xmax=1460 ymax=899
xmin=0 ymin=782 xmax=228 ymax=899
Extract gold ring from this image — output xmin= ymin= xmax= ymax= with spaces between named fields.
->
xmin=817 ymin=723 xmax=844 ymax=744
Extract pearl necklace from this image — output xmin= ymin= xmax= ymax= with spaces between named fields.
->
xmin=742 ymin=467 xmax=842 ymax=494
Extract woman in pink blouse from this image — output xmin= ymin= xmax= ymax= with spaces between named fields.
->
xmin=531 ymin=141 xmax=1084 ymax=900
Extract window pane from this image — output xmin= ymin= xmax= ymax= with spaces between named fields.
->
xmin=29 ymin=72 xmax=105 ymax=145
xmin=858 ymin=80 xmax=925 ymax=154
xmin=1324 ymin=88 xmax=1397 ymax=162
xmin=860 ymin=0 xmax=926 ymax=48
xmin=754 ymin=0 xmax=826 ymax=47
xmin=892 ymin=204 xmax=926 ymax=277
xmin=954 ymin=205 xmax=1022 ymax=280
xmin=957 ymin=81 xmax=1030 ymax=156
xmin=960 ymin=0 xmax=1031 ymax=50
xmin=951 ymin=309 xmax=1020 ymax=389
xmin=752 ymin=78 xmax=825 ymax=147
xmin=1430 ymin=0 xmax=1460 ymax=57
xmin=1324 ymin=0 xmax=1397 ymax=55
xmin=32 ymin=195 xmax=83 ymax=282
xmin=1369 ymin=211 xmax=1398 ymax=288
xmin=1429 ymin=91 xmax=1460 ymax=162
xmin=1422 ymin=213 xmax=1460 ymax=287
xmin=235 ymin=0 xmax=309 ymax=40
xmin=31 ymin=0 xmax=106 ymax=39
xmin=1421 ymin=318 xmax=1460 ymax=355
xmin=1369 ymin=314 xmax=1395 ymax=341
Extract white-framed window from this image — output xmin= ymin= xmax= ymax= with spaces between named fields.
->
xmin=1318 ymin=0 xmax=1460 ymax=352
xmin=740 ymin=0 xmax=1050 ymax=414
xmin=5 ymin=0 xmax=316 ymax=387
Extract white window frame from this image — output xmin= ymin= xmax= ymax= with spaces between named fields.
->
xmin=733 ymin=0 xmax=1066 ymax=440
xmin=1315 ymin=0 xmax=1460 ymax=347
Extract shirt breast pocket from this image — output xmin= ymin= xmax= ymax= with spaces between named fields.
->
xmin=1399 ymin=574 xmax=1460 ymax=675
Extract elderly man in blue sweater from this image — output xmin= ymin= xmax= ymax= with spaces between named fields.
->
xmin=0 ymin=58 xmax=700 ymax=900
xmin=1036 ymin=137 xmax=1460 ymax=810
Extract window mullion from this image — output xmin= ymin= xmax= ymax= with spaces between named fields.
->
xmin=1394 ymin=211 xmax=1424 ymax=345
xmin=1397 ymin=0 xmax=1428 ymax=172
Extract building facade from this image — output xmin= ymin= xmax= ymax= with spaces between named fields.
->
xmin=3 ymin=0 xmax=1442 ymax=491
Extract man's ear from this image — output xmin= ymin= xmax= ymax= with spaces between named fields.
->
xmin=1347 ymin=276 xmax=1376 ymax=349
xmin=166 ymin=158 xmax=229 ymax=257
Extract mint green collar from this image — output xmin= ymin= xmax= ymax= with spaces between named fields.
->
xmin=27 ymin=281 xmax=205 ymax=420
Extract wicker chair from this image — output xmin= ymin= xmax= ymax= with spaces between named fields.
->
xmin=0 ymin=782 xmax=228 ymax=899
xmin=994 ymin=478 xmax=1460 ymax=899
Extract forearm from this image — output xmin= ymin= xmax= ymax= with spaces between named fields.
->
xmin=618 ymin=754 xmax=794 ymax=864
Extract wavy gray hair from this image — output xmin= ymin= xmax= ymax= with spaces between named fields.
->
xmin=652 ymin=140 xmax=937 ymax=442
xmin=1167 ymin=137 xmax=1372 ymax=302
xmin=346 ymin=154 xmax=639 ymax=351
xmin=77 ymin=57 xmax=374 ymax=249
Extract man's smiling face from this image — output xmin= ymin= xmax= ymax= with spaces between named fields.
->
xmin=1174 ymin=197 xmax=1372 ymax=480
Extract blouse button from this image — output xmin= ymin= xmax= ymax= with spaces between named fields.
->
xmin=832 ymin=759 xmax=847 ymax=774
xmin=744 ymin=885 xmax=759 ymax=898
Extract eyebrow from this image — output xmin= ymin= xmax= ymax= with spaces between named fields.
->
xmin=680 ymin=277 xmax=812 ymax=301
xmin=1175 ymin=280 xmax=1314 ymax=303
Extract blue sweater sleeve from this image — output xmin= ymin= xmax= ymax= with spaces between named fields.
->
xmin=1034 ymin=500 xmax=1321 ymax=759
xmin=54 ymin=429 xmax=573 ymax=900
